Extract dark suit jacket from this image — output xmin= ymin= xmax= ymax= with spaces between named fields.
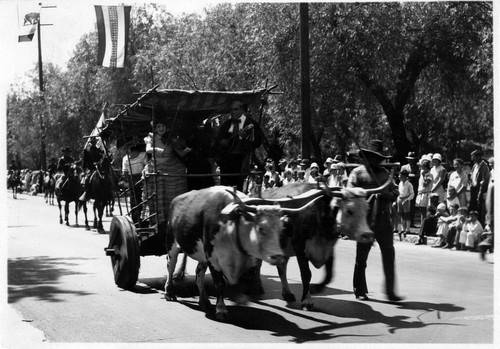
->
xmin=216 ymin=115 xmax=262 ymax=156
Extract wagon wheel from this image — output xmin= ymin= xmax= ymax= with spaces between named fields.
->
xmin=106 ymin=216 xmax=140 ymax=290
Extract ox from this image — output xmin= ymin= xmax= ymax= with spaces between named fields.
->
xmin=245 ymin=173 xmax=393 ymax=310
xmin=164 ymin=186 xmax=319 ymax=321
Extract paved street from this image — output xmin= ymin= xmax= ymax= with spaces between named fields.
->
xmin=1 ymin=192 xmax=496 ymax=347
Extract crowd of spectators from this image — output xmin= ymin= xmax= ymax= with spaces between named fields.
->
xmin=241 ymin=149 xmax=494 ymax=259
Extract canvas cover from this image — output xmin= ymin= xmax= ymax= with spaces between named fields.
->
xmin=100 ymin=88 xmax=272 ymax=147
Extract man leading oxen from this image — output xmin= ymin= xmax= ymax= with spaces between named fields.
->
xmin=163 ymin=186 xmax=322 ymax=321
xmin=243 ymin=174 xmax=392 ymax=311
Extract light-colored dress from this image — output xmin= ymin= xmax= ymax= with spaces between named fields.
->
xmin=144 ymin=133 xmax=188 ymax=224
xmin=431 ymin=164 xmax=447 ymax=202
xmin=446 ymin=170 xmax=468 ymax=208
xmin=416 ymin=170 xmax=432 ymax=208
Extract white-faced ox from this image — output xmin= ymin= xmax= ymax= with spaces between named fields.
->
xmin=164 ymin=186 xmax=317 ymax=321
xmin=245 ymin=174 xmax=393 ymax=310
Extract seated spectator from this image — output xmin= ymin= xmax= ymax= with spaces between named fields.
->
xmin=453 ymin=206 xmax=469 ymax=250
xmin=415 ymin=193 xmax=440 ymax=245
xmin=432 ymin=203 xmax=450 ymax=248
xmin=464 ymin=210 xmax=484 ymax=251
xmin=440 ymin=203 xmax=461 ymax=249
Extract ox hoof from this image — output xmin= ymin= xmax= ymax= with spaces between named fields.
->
xmin=85 ymin=226 xmax=90 ymax=231
xmin=215 ymin=310 xmax=229 ymax=322
xmin=310 ymin=283 xmax=327 ymax=295
xmin=65 ymin=222 xmax=70 ymax=226
xmin=282 ymin=292 xmax=296 ymax=303
xmin=75 ymin=224 xmax=79 ymax=228
xmin=164 ymin=293 xmax=176 ymax=302
xmin=60 ymin=220 xmax=63 ymax=224
xmin=301 ymin=302 xmax=315 ymax=311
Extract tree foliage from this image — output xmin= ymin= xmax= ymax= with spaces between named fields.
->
xmin=7 ymin=2 xmax=492 ymax=169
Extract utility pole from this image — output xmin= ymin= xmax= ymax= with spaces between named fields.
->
xmin=37 ymin=3 xmax=55 ymax=171
xmin=299 ymin=3 xmax=311 ymax=160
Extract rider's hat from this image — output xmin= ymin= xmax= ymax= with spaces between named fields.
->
xmin=359 ymin=139 xmax=390 ymax=159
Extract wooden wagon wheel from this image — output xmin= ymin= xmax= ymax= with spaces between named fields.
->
xmin=105 ymin=216 xmax=140 ymax=290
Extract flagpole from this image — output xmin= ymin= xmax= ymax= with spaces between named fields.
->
xmin=37 ymin=9 xmax=47 ymax=171
xmin=36 ymin=3 xmax=56 ymax=171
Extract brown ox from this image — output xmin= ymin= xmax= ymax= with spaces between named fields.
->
xmin=164 ymin=186 xmax=319 ymax=321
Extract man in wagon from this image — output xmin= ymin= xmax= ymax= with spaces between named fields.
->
xmin=215 ymin=99 xmax=263 ymax=191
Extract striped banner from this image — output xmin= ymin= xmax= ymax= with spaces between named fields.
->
xmin=94 ymin=5 xmax=131 ymax=68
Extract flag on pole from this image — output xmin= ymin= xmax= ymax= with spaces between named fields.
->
xmin=94 ymin=5 xmax=131 ymax=68
xmin=18 ymin=12 xmax=39 ymax=42
xmin=84 ymin=110 xmax=107 ymax=151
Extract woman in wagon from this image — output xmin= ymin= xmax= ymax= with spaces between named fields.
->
xmin=122 ymin=140 xmax=147 ymax=224
xmin=144 ymin=118 xmax=192 ymax=231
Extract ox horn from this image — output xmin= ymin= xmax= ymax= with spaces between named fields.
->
xmin=364 ymin=169 xmax=395 ymax=196
xmin=225 ymin=189 xmax=257 ymax=213
xmin=279 ymin=195 xmax=324 ymax=216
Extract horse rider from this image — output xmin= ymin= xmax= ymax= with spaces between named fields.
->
xmin=57 ymin=146 xmax=75 ymax=186
xmin=80 ymin=136 xmax=104 ymax=201
xmin=47 ymin=157 xmax=58 ymax=177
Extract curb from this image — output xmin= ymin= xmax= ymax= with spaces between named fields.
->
xmin=1 ymin=305 xmax=46 ymax=347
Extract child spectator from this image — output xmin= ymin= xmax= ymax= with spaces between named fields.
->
xmin=464 ymin=210 xmax=483 ymax=251
xmin=396 ymin=169 xmax=414 ymax=240
xmin=432 ymin=203 xmax=450 ymax=248
xmin=297 ymin=170 xmax=306 ymax=183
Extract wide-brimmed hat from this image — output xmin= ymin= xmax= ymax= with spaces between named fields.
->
xmin=61 ymin=146 xmax=71 ymax=153
xmin=399 ymin=169 xmax=410 ymax=176
xmin=360 ymin=139 xmax=390 ymax=159
xmin=406 ymin=152 xmax=417 ymax=160
xmin=332 ymin=155 xmax=343 ymax=163
xmin=310 ymin=162 xmax=319 ymax=169
xmin=471 ymin=150 xmax=482 ymax=157
xmin=324 ymin=157 xmax=334 ymax=165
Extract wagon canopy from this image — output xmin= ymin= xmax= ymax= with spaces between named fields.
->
xmin=100 ymin=87 xmax=273 ymax=147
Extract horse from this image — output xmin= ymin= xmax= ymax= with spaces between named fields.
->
xmin=44 ymin=172 xmax=56 ymax=205
xmin=81 ymin=156 xmax=115 ymax=233
xmin=7 ymin=170 xmax=23 ymax=199
xmin=55 ymin=166 xmax=84 ymax=226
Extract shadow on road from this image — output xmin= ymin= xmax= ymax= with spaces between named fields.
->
xmin=135 ymin=271 xmax=466 ymax=341
xmin=8 ymin=256 xmax=95 ymax=304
